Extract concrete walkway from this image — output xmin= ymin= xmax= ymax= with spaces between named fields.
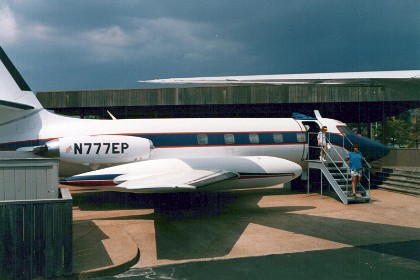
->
xmin=70 ymin=188 xmax=144 ymax=279
xmin=72 ymin=220 xmax=140 ymax=279
xmin=69 ymin=186 xmax=420 ymax=278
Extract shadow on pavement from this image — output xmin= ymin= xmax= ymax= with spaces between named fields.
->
xmin=70 ymin=188 xmax=420 ymax=276
xmin=73 ymin=221 xmax=113 ymax=272
xmin=99 ymin=240 xmax=420 ymax=280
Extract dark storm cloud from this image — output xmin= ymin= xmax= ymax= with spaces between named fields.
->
xmin=0 ymin=0 xmax=419 ymax=91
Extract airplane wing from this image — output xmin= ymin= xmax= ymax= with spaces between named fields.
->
xmin=61 ymin=156 xmax=302 ymax=193
xmin=141 ymin=70 xmax=420 ymax=87
xmin=115 ymin=169 xmax=239 ymax=192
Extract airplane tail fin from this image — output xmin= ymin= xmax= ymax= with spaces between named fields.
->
xmin=0 ymin=46 xmax=43 ymax=121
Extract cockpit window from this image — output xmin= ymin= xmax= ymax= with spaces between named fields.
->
xmin=337 ymin=126 xmax=354 ymax=135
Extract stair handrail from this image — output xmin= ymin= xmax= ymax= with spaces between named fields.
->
xmin=306 ymin=131 xmax=372 ymax=203
xmin=324 ymin=135 xmax=352 ymax=192
xmin=339 ymin=132 xmax=371 ymax=194
xmin=309 ymin=131 xmax=372 ymax=194
xmin=340 ymin=132 xmax=372 ymax=168
xmin=307 ymin=132 xmax=351 ymax=192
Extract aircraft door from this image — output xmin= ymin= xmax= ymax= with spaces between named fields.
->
xmin=300 ymin=121 xmax=321 ymax=160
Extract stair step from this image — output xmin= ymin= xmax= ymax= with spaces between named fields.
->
xmin=372 ymin=167 xmax=420 ymax=197
xmin=340 ymin=186 xmax=354 ymax=191
xmin=330 ymin=173 xmax=350 ymax=178
xmin=343 ymin=190 xmax=368 ymax=195
xmin=378 ymin=183 xmax=420 ymax=193
xmin=347 ymin=196 xmax=371 ymax=203
xmin=385 ymin=175 xmax=420 ymax=184
xmin=380 ymin=180 xmax=420 ymax=189
xmin=380 ymin=170 xmax=420 ymax=182
xmin=378 ymin=184 xmax=420 ymax=196
xmin=334 ymin=176 xmax=351 ymax=181
xmin=329 ymin=172 xmax=348 ymax=176
xmin=377 ymin=172 xmax=420 ymax=182
xmin=330 ymin=168 xmax=348 ymax=172
xmin=382 ymin=168 xmax=420 ymax=177
xmin=308 ymin=159 xmax=371 ymax=204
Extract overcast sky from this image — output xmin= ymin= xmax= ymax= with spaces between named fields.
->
xmin=1 ymin=0 xmax=419 ymax=91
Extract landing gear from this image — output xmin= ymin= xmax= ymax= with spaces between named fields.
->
xmin=290 ymin=176 xmax=307 ymax=192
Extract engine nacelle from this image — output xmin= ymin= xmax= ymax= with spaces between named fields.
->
xmin=35 ymin=135 xmax=153 ymax=165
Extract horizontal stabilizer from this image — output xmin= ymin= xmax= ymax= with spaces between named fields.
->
xmin=0 ymin=99 xmax=34 ymax=110
xmin=0 ymin=46 xmax=42 ymax=114
xmin=16 ymin=146 xmax=38 ymax=152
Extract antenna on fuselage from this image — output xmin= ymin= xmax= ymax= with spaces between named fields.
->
xmin=107 ymin=110 xmax=117 ymax=120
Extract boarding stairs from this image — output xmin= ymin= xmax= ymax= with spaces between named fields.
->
xmin=306 ymin=133 xmax=371 ymax=204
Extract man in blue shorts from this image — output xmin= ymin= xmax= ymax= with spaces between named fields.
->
xmin=346 ymin=144 xmax=364 ymax=197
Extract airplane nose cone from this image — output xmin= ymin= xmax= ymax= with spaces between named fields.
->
xmin=346 ymin=134 xmax=390 ymax=161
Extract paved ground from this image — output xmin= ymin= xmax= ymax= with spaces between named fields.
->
xmin=69 ymin=186 xmax=420 ymax=279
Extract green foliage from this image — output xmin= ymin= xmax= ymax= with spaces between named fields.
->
xmin=374 ymin=110 xmax=418 ymax=148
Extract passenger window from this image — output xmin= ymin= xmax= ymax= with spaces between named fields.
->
xmin=249 ymin=133 xmax=259 ymax=144
xmin=197 ymin=134 xmax=208 ymax=145
xmin=296 ymin=132 xmax=306 ymax=143
xmin=224 ymin=134 xmax=235 ymax=144
xmin=273 ymin=133 xmax=283 ymax=143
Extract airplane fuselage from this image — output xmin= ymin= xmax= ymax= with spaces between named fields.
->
xmin=1 ymin=110 xmax=304 ymax=174
xmin=0 ymin=108 xmax=387 ymax=179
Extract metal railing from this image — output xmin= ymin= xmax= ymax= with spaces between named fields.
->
xmin=340 ymin=133 xmax=371 ymax=195
xmin=306 ymin=132 xmax=371 ymax=196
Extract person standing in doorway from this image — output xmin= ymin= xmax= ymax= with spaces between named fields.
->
xmin=317 ymin=126 xmax=328 ymax=161
xmin=346 ymin=144 xmax=364 ymax=197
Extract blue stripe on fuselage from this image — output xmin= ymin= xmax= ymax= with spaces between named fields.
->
xmin=0 ymin=131 xmax=304 ymax=151
xmin=130 ymin=131 xmax=302 ymax=147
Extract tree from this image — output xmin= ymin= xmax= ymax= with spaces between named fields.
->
xmin=375 ymin=110 xmax=417 ymax=148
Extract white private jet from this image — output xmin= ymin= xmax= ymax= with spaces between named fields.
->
xmin=1 ymin=46 xmax=415 ymax=193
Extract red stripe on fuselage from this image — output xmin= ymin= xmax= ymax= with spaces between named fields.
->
xmin=238 ymin=174 xmax=294 ymax=180
xmin=60 ymin=180 xmax=116 ymax=187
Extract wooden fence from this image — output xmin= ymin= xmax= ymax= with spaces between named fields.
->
xmin=0 ymin=188 xmax=72 ymax=279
